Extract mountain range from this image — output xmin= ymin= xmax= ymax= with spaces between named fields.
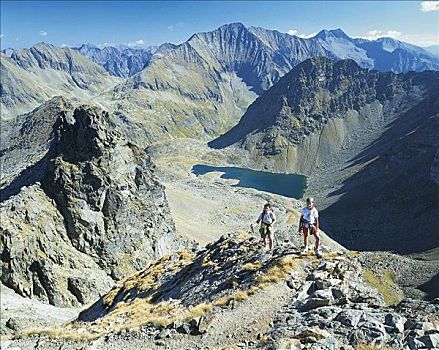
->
xmin=1 ymin=21 xmax=439 ymax=347
xmin=1 ymin=42 xmax=119 ymax=119
xmin=2 ymin=23 xmax=439 ymax=141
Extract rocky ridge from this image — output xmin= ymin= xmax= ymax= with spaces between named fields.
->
xmin=7 ymin=232 xmax=439 ymax=349
xmin=210 ymin=57 xmax=439 ymax=153
xmin=0 ymin=100 xmax=189 ymax=307
xmin=3 ymin=24 xmax=439 ymax=141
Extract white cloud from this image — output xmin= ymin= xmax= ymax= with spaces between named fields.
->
xmin=39 ymin=30 xmax=48 ymax=36
xmin=397 ymin=33 xmax=439 ymax=47
xmin=0 ymin=33 xmax=3 ymax=38
xmin=127 ymin=39 xmax=145 ymax=47
xmin=167 ymin=25 xmax=174 ymax=31
xmin=420 ymin=1 xmax=439 ymax=12
xmin=356 ymin=30 xmax=438 ymax=47
xmin=61 ymin=43 xmax=70 ymax=48
xmin=386 ymin=31 xmax=402 ymax=39
xmin=287 ymin=29 xmax=317 ymax=39
xmin=364 ymin=29 xmax=402 ymax=40
xmin=100 ymin=42 xmax=117 ymax=48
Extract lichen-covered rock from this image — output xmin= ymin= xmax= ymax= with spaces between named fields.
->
xmin=44 ymin=105 xmax=189 ymax=279
xmin=0 ymin=184 xmax=113 ymax=306
xmin=0 ymin=100 xmax=189 ymax=306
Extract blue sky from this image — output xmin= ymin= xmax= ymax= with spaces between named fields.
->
xmin=1 ymin=1 xmax=438 ymax=49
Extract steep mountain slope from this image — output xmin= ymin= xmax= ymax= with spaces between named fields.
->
xmin=109 ymin=26 xmax=260 ymax=143
xmin=210 ymin=57 xmax=439 ymax=254
xmin=0 ymin=99 xmax=189 ymax=306
xmin=0 ymin=43 xmax=120 ymax=119
xmin=320 ymin=92 xmax=439 ymax=253
xmin=3 ymin=23 xmax=438 ymax=138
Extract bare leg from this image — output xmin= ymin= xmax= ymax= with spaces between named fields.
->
xmin=314 ymin=231 xmax=320 ymax=251
xmin=303 ymin=231 xmax=309 ymax=247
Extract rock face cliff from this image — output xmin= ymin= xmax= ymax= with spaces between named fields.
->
xmin=210 ymin=57 xmax=439 ymax=254
xmin=0 ymin=98 xmax=189 ymax=306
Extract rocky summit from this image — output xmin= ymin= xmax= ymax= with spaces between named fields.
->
xmin=0 ymin=99 xmax=189 ymax=308
xmin=8 ymin=233 xmax=439 ymax=349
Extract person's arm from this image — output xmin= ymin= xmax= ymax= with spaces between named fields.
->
xmin=256 ymin=212 xmax=262 ymax=224
xmin=314 ymin=209 xmax=319 ymax=232
xmin=271 ymin=211 xmax=276 ymax=223
xmin=298 ymin=215 xmax=304 ymax=232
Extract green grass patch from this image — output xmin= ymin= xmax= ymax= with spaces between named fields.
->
xmin=362 ymin=268 xmax=403 ymax=306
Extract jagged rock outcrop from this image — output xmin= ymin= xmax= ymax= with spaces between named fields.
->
xmin=1 ymin=184 xmax=114 ymax=306
xmin=0 ymin=99 xmax=189 ymax=306
xmin=0 ymin=96 xmax=72 ymax=189
xmin=0 ymin=43 xmax=120 ymax=119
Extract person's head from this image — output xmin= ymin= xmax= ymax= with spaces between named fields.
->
xmin=263 ymin=203 xmax=271 ymax=211
xmin=306 ymin=197 xmax=315 ymax=209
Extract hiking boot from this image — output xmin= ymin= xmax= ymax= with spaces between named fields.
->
xmin=300 ymin=245 xmax=309 ymax=253
xmin=315 ymin=249 xmax=322 ymax=258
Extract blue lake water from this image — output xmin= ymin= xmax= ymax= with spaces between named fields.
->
xmin=191 ymin=164 xmax=307 ymax=199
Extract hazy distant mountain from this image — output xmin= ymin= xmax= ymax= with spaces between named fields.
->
xmin=1 ymin=42 xmax=120 ymax=119
xmin=74 ymin=44 xmax=153 ymax=77
xmin=210 ymin=57 xmax=439 ymax=254
xmin=74 ymin=24 xmax=439 ymax=82
xmin=424 ymin=44 xmax=439 ymax=57
xmin=73 ymin=43 xmax=178 ymax=78
xmin=310 ymin=29 xmax=439 ymax=72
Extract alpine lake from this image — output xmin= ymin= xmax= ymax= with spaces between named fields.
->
xmin=191 ymin=164 xmax=307 ymax=199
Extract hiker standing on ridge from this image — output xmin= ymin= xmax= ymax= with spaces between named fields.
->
xmin=252 ymin=203 xmax=276 ymax=250
xmin=298 ymin=197 xmax=322 ymax=257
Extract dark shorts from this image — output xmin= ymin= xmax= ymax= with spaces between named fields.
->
xmin=303 ymin=223 xmax=318 ymax=235
xmin=259 ymin=222 xmax=274 ymax=240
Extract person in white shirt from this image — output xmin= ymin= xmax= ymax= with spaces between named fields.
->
xmin=298 ymin=197 xmax=321 ymax=257
xmin=252 ymin=203 xmax=276 ymax=250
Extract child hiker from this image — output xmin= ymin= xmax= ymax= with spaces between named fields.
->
xmin=252 ymin=203 xmax=276 ymax=250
